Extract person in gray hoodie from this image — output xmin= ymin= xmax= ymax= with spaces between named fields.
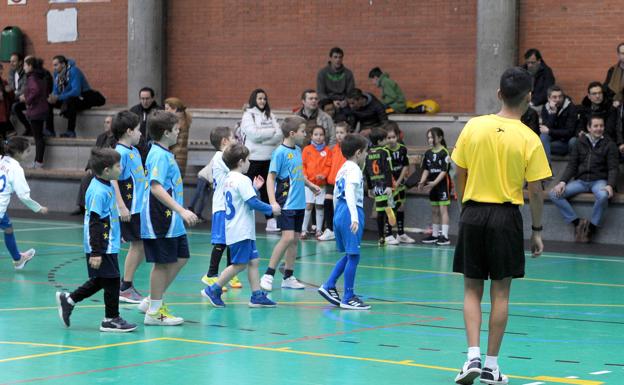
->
xmin=316 ymin=47 xmax=356 ymax=101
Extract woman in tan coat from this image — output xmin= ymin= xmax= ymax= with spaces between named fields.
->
xmin=164 ymin=97 xmax=191 ymax=176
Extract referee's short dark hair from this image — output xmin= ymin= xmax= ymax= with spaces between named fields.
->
xmin=222 ymin=143 xmax=250 ymax=170
xmin=340 ymin=134 xmax=369 ymax=159
xmin=499 ymin=67 xmax=533 ymax=108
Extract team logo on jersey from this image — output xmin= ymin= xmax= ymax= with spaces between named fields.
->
xmin=496 ymin=127 xmax=505 ymax=133
xmin=287 ymin=152 xmax=294 ymax=160
xmin=320 ymin=151 xmax=327 ymax=157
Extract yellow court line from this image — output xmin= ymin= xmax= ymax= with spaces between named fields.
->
xmin=162 ymin=337 xmax=603 ymax=385
xmin=0 ymin=341 xmax=83 ymax=349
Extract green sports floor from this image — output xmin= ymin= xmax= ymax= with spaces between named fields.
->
xmin=0 ymin=217 xmax=622 ymax=385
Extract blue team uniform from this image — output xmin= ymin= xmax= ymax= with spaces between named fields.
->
xmin=115 ymin=143 xmax=146 ymax=241
xmin=269 ymin=144 xmax=306 ymax=231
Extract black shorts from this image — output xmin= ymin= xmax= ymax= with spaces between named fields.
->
xmin=429 ymin=178 xmax=451 ymax=204
xmin=86 ymin=253 xmax=120 ymax=279
xmin=453 ymin=201 xmax=525 ymax=280
xmin=121 ymin=213 xmax=141 ymax=242
xmin=276 ymin=209 xmax=305 ymax=232
xmin=144 ymin=235 xmax=190 ymax=264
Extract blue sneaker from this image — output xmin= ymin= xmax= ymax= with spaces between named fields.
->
xmin=248 ymin=291 xmax=277 ymax=308
xmin=200 ymin=286 xmax=225 ymax=308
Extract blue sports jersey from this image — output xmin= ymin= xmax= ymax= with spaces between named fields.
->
xmin=141 ymin=143 xmax=186 ymax=238
xmin=269 ymin=144 xmax=305 ymax=210
xmin=115 ymin=143 xmax=146 ymax=214
xmin=84 ymin=178 xmax=120 ymax=254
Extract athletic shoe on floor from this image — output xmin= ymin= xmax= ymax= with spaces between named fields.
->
xmin=397 ymin=233 xmax=416 ymax=244
xmin=100 ymin=317 xmax=137 ymax=332
xmin=265 ymin=218 xmax=281 ymax=233
xmin=281 ymin=276 xmax=305 ymax=289
xmin=260 ymin=274 xmax=274 ymax=291
xmin=480 ymin=366 xmax=508 ymax=385
xmin=228 ymin=275 xmax=243 ymax=289
xmin=317 ymin=229 xmax=335 ymax=241
xmin=201 ymin=275 xmax=228 ymax=291
xmin=340 ymin=296 xmax=371 ymax=310
xmin=119 ymin=286 xmax=144 ymax=304
xmin=454 ymin=357 xmax=481 ymax=384
xmin=421 ymin=235 xmax=439 ymax=244
xmin=201 ymin=286 xmax=225 ymax=307
xmin=137 ymin=297 xmax=150 ymax=313
xmin=55 ymin=291 xmax=74 ymax=327
xmin=248 ymin=291 xmax=277 ymax=308
xmin=144 ymin=305 xmax=184 ymax=326
xmin=13 ymin=249 xmax=35 ymax=270
xmin=384 ymin=235 xmax=400 ymax=245
xmin=318 ymin=286 xmax=341 ymax=306
xmin=436 ymin=236 xmax=451 ymax=246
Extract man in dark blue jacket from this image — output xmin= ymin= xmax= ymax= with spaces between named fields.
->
xmin=523 ymin=48 xmax=555 ymax=110
xmin=539 ymin=85 xmax=578 ymax=162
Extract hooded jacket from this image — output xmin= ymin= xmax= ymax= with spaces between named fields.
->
xmin=351 ymin=93 xmax=388 ymax=130
xmin=577 ymin=96 xmax=620 ymax=144
xmin=560 ymin=134 xmax=619 ymax=187
xmin=316 ymin=63 xmax=355 ymax=100
xmin=376 ymin=73 xmax=406 ymax=113
xmin=540 ymin=96 xmax=577 ymax=142
xmin=24 ymin=70 xmax=49 ymax=121
xmin=241 ymin=106 xmax=282 ymax=161
xmin=523 ymin=61 xmax=555 ymax=106
xmin=7 ymin=66 xmax=26 ymax=97
xmin=52 ymin=59 xmax=91 ymax=102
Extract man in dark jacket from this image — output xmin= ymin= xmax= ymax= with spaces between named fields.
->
xmin=549 ymin=115 xmax=618 ymax=243
xmin=539 ymin=85 xmax=578 ymax=161
xmin=129 ymin=86 xmax=162 ymax=161
xmin=7 ymin=53 xmax=29 ymax=136
xmin=346 ymin=88 xmax=388 ymax=136
xmin=316 ymin=47 xmax=356 ymax=100
xmin=577 ymin=82 xmax=620 ymax=148
xmin=522 ymin=48 xmax=555 ymax=109
xmin=603 ymin=42 xmax=624 ymax=108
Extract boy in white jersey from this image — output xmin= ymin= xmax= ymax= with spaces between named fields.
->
xmin=110 ymin=111 xmax=147 ymax=304
xmin=318 ymin=134 xmax=371 ymax=310
xmin=0 ymin=137 xmax=48 ymax=269
xmin=202 ymin=144 xmax=281 ymax=307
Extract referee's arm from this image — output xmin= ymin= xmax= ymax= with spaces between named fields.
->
xmin=527 ymin=180 xmax=544 ymax=257
xmin=454 ymin=165 xmax=467 ymax=205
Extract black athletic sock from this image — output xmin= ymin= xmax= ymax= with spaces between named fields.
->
xmin=207 ymin=244 xmax=226 ymax=277
xmin=397 ymin=210 xmax=405 ymax=235
xmin=323 ymin=198 xmax=334 ymax=231
xmin=284 ymin=269 xmax=294 ymax=279
xmin=226 ymin=246 xmax=231 ymax=266
xmin=376 ymin=211 xmax=387 ymax=239
xmin=265 ymin=267 xmax=276 ymax=276
xmin=120 ymin=279 xmax=132 ymax=291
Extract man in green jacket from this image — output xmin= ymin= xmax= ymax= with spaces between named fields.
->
xmin=369 ymin=67 xmax=406 ymax=113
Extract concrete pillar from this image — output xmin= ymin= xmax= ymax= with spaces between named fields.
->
xmin=127 ymin=0 xmax=165 ymax=106
xmin=475 ymin=0 xmax=518 ymax=114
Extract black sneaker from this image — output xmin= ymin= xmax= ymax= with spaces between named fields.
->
xmin=480 ymin=367 xmax=508 ymax=385
xmin=318 ymin=286 xmax=341 ymax=306
xmin=340 ymin=295 xmax=371 ymax=310
xmin=60 ymin=131 xmax=76 ymax=138
xmin=454 ymin=357 xmax=481 ymax=384
xmin=436 ymin=236 xmax=451 ymax=246
xmin=421 ymin=235 xmax=439 ymax=244
xmin=100 ymin=317 xmax=138 ymax=333
xmin=55 ymin=291 xmax=74 ymax=327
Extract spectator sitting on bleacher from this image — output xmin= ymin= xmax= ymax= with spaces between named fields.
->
xmin=331 ymin=94 xmax=352 ymax=127
xmin=539 ymin=85 xmax=578 ymax=161
xmin=549 ymin=115 xmax=618 ymax=243
xmin=316 ymin=47 xmax=355 ymax=101
xmin=604 ymin=42 xmax=624 ymax=108
xmin=577 ymin=82 xmax=621 ymax=150
xmin=522 ymin=48 xmax=555 ymax=111
xmin=130 ymin=87 xmax=163 ymax=161
xmin=296 ymin=89 xmax=335 ymax=145
xmin=521 ymin=107 xmax=540 ymax=136
xmin=368 ymin=67 xmax=406 ymax=113
xmin=7 ymin=53 xmax=28 ymax=136
xmin=0 ymin=63 xmax=13 ymax=138
xmin=319 ymin=98 xmax=336 ymax=122
xmin=346 ymin=88 xmax=388 ymax=136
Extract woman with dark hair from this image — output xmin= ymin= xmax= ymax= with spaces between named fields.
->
xmin=21 ymin=57 xmax=49 ymax=168
xmin=241 ymin=88 xmax=282 ymax=232
xmin=164 ymin=97 xmax=192 ymax=176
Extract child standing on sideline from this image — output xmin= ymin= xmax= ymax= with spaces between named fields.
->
xmin=201 ymin=126 xmax=243 ymax=290
xmin=364 ymin=127 xmax=397 ymax=246
xmin=0 ymin=137 xmax=47 ymax=269
xmin=418 ymin=127 xmax=452 ymax=246
xmin=260 ymin=116 xmax=321 ymax=291
xmin=202 ymin=144 xmax=281 ymax=307
xmin=384 ymin=122 xmax=415 ymax=244
xmin=318 ymin=122 xmax=349 ymax=241
xmin=110 ymin=111 xmax=147 ymax=304
xmin=301 ymin=125 xmax=332 ymax=238
xmin=56 ymin=148 xmax=136 ymax=332
xmin=318 ymin=134 xmax=370 ymax=310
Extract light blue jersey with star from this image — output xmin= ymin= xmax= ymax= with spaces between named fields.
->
xmin=84 ymin=178 xmax=120 ymax=254
xmin=269 ymin=144 xmax=305 ymax=210
xmin=115 ymin=143 xmax=146 ymax=214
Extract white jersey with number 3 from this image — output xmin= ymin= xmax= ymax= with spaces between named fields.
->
xmin=0 ymin=156 xmax=42 ymax=217
xmin=223 ymin=171 xmax=257 ymax=245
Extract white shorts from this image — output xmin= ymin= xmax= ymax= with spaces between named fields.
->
xmin=305 ymin=185 xmax=326 ymax=205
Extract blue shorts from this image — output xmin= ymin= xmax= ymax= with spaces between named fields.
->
xmin=0 ymin=213 xmax=12 ymax=229
xmin=143 ymin=235 xmax=190 ymax=264
xmin=211 ymin=211 xmax=226 ymax=245
xmin=276 ymin=209 xmax=305 ymax=232
xmin=333 ymin=205 xmax=364 ymax=255
xmin=86 ymin=253 xmax=120 ymax=279
xmin=229 ymin=239 xmax=259 ymax=264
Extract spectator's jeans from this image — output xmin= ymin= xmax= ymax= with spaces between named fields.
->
xmin=189 ymin=176 xmax=210 ymax=217
xmin=540 ymin=134 xmax=575 ymax=162
xmin=548 ymin=179 xmax=609 ymax=226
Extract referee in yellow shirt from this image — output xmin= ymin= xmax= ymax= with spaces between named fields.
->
xmin=452 ymin=67 xmax=551 ymax=385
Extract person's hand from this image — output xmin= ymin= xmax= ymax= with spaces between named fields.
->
xmin=271 ymin=203 xmax=281 ymax=217
xmin=551 ymin=181 xmax=566 ymax=198
xmin=4 ymin=85 xmax=10 ymax=93
xmin=350 ymin=221 xmax=359 ymax=234
xmin=383 ymin=187 xmax=392 ymax=197
xmin=603 ymin=185 xmax=614 ymax=199
xmin=47 ymin=94 xmax=58 ymax=104
xmin=19 ymin=94 xmax=25 ymax=102
xmin=367 ymin=189 xmax=374 ymax=198
xmin=613 ymin=100 xmax=621 ymax=108
xmin=89 ymin=255 xmax=102 ymax=269
xmin=618 ymin=144 xmax=624 ymax=154
xmin=119 ymin=205 xmax=131 ymax=222
xmin=422 ymin=182 xmax=435 ymax=193
xmin=417 ymin=181 xmax=425 ymax=192
xmin=253 ymin=175 xmax=265 ymax=190
xmin=311 ymin=184 xmax=321 ymax=195
xmin=39 ymin=206 xmax=48 ymax=215
xmin=530 ymin=231 xmax=543 ymax=257
xmin=180 ymin=209 xmax=199 ymax=227
xmin=539 ymin=124 xmax=549 ymax=134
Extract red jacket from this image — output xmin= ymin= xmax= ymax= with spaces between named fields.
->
xmin=302 ymin=143 xmax=332 ymax=187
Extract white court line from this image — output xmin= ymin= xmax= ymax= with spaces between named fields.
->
xmin=14 ymin=225 xmax=83 ymax=232
xmin=522 ymin=382 xmax=545 ymax=385
xmin=566 ymin=376 xmax=579 ymax=379
xmin=590 ymin=370 xmax=611 ymax=375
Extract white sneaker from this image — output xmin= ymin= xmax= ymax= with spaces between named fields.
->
xmin=265 ymin=218 xmax=281 ymax=233
xmin=13 ymin=249 xmax=35 ymax=270
xmin=384 ymin=235 xmax=400 ymax=245
xmin=144 ymin=305 xmax=184 ymax=326
xmin=260 ymin=274 xmax=274 ymax=291
xmin=317 ymin=229 xmax=335 ymax=241
xmin=397 ymin=234 xmax=416 ymax=244
xmin=281 ymin=276 xmax=305 ymax=289
xmin=480 ymin=366 xmax=508 ymax=385
xmin=137 ymin=296 xmax=150 ymax=313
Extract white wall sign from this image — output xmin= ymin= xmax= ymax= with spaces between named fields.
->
xmin=47 ymin=8 xmax=78 ymax=43
xmin=8 ymin=0 xmax=27 ymax=5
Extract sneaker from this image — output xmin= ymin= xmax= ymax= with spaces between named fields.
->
xmin=397 ymin=233 xmax=416 ymax=244
xmin=454 ymin=357 xmax=481 ymax=384
xmin=260 ymin=274 xmax=274 ymax=291
xmin=421 ymin=235 xmax=439 ymax=244
xmin=318 ymin=286 xmax=341 ymax=306
xmin=201 ymin=275 xmax=227 ymax=292
xmin=100 ymin=316 xmax=137 ymax=333
xmin=248 ymin=291 xmax=277 ymax=308
xmin=137 ymin=297 xmax=150 ymax=313
xmin=55 ymin=291 xmax=74 ymax=327
xmin=265 ymin=218 xmax=281 ymax=232
xmin=378 ymin=237 xmax=385 ymax=247
xmin=228 ymin=275 xmax=243 ymax=289
xmin=479 ymin=367 xmax=508 ymax=385
xmin=30 ymin=161 xmax=44 ymax=169
xmin=43 ymin=129 xmax=56 ymax=138
xmin=281 ymin=276 xmax=305 ymax=289
xmin=317 ymin=228 xmax=335 ymax=241
xmin=60 ymin=131 xmax=76 ymax=138
xmin=384 ymin=235 xmax=400 ymax=245
xmin=119 ymin=286 xmax=144 ymax=304
xmin=200 ymin=286 xmax=225 ymax=308
xmin=436 ymin=236 xmax=451 ymax=246
xmin=144 ymin=305 xmax=184 ymax=326
xmin=340 ymin=296 xmax=371 ymax=310
xmin=300 ymin=232 xmax=309 ymax=240
xmin=13 ymin=249 xmax=35 ymax=270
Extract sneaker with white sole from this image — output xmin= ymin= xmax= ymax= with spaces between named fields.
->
xmin=229 ymin=275 xmax=243 ymax=288
xmin=260 ymin=274 xmax=274 ymax=291
xmin=479 ymin=366 xmax=508 ymax=385
xmin=119 ymin=286 xmax=144 ymax=304
xmin=137 ymin=297 xmax=150 ymax=313
xmin=200 ymin=286 xmax=225 ymax=308
xmin=248 ymin=291 xmax=277 ymax=307
xmin=454 ymin=357 xmax=481 ymax=384
xmin=55 ymin=291 xmax=74 ymax=327
xmin=100 ymin=317 xmax=137 ymax=333
xmin=265 ymin=218 xmax=281 ymax=233
xmin=13 ymin=249 xmax=35 ymax=270
xmin=318 ymin=286 xmax=341 ymax=306
xmin=144 ymin=305 xmax=184 ymax=326
xmin=384 ymin=235 xmax=400 ymax=245
xmin=317 ymin=229 xmax=335 ymax=241
xmin=436 ymin=236 xmax=451 ymax=246
xmin=421 ymin=235 xmax=439 ymax=244
xmin=397 ymin=233 xmax=416 ymax=244
xmin=201 ymin=275 xmax=227 ymax=291
xmin=281 ymin=276 xmax=305 ymax=289
xmin=340 ymin=296 xmax=371 ymax=310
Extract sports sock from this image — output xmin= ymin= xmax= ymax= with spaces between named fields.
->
xmin=325 ymin=255 xmax=348 ymax=288
xmin=284 ymin=269 xmax=293 ymax=279
xmin=432 ymin=224 xmax=440 ymax=237
xmin=265 ymin=267 xmax=276 ymax=276
xmin=207 ymin=244 xmax=226 ymax=277
xmin=441 ymin=224 xmax=449 ymax=238
xmin=315 ymin=206 xmax=324 ymax=234
xmin=396 ymin=210 xmax=405 ymax=235
xmin=343 ymin=253 xmax=360 ymax=301
xmin=120 ymin=280 xmax=132 ymax=291
xmin=4 ymin=232 xmax=20 ymax=261
xmin=468 ymin=346 xmax=480 ymax=360
xmin=484 ymin=355 xmax=498 ymax=369
xmin=148 ymin=299 xmax=162 ymax=313
xmin=376 ymin=212 xmax=386 ymax=239
xmin=302 ymin=207 xmax=312 ymax=234
xmin=323 ymin=198 xmax=334 ymax=230
xmin=67 ymin=295 xmax=76 ymax=306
